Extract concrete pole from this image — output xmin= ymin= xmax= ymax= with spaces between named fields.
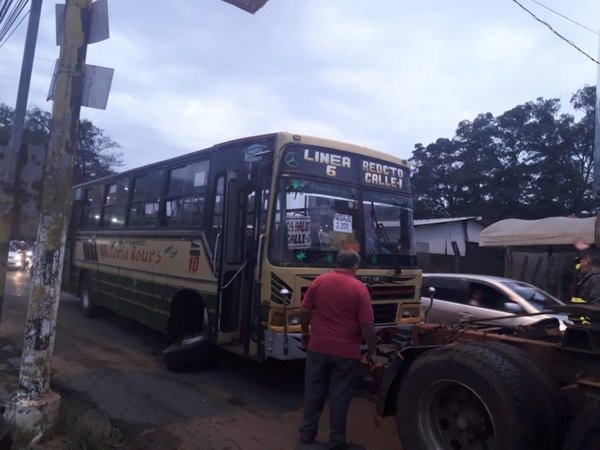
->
xmin=6 ymin=0 xmax=90 ymax=435
xmin=0 ymin=0 xmax=43 ymax=325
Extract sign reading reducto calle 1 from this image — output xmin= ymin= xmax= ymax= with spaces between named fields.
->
xmin=281 ymin=144 xmax=408 ymax=191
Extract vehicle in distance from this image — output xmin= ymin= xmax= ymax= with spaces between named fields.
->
xmin=420 ymin=273 xmax=568 ymax=329
xmin=7 ymin=243 xmax=24 ymax=270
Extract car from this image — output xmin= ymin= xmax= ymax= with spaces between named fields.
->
xmin=420 ymin=273 xmax=569 ymax=330
xmin=7 ymin=243 xmax=24 ymax=270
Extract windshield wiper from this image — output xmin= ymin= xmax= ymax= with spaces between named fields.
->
xmin=370 ymin=201 xmax=401 ymax=273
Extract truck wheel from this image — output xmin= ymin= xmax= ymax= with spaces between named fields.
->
xmin=396 ymin=343 xmax=555 ymax=450
xmin=562 ymin=405 xmax=600 ymax=450
xmin=80 ymin=274 xmax=98 ymax=318
xmin=475 ymin=341 xmax=567 ymax=449
xmin=163 ymin=302 xmax=212 ymax=371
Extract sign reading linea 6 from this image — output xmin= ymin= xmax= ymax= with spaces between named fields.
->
xmin=222 ymin=0 xmax=269 ymax=14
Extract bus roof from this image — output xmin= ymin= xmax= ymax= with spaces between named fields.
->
xmin=73 ymin=132 xmax=410 ymax=189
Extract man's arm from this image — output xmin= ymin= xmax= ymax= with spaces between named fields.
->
xmin=360 ymin=324 xmax=376 ymax=358
xmin=586 ymin=274 xmax=600 ymax=304
xmin=300 ymin=308 xmax=313 ymax=348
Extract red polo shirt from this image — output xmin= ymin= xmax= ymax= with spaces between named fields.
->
xmin=302 ymin=268 xmax=374 ymax=359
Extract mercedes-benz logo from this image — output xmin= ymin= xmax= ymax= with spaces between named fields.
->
xmin=285 ymin=151 xmax=299 ymax=168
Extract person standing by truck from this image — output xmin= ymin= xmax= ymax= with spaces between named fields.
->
xmin=298 ymin=249 xmax=376 ymax=450
xmin=575 ymin=250 xmax=600 ymax=305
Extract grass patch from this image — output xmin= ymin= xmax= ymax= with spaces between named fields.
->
xmin=10 ymin=398 xmax=123 ymax=450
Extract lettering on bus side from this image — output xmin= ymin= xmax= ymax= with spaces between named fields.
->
xmin=97 ymin=241 xmax=163 ymax=265
xmin=361 ymin=160 xmax=404 ymax=190
xmin=82 ymin=241 xmax=98 ymax=262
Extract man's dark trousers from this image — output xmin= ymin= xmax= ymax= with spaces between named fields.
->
xmin=299 ymin=350 xmax=360 ymax=449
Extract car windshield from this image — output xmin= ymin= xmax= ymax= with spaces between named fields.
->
xmin=500 ymin=280 xmax=563 ymax=312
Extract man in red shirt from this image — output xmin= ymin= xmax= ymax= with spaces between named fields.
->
xmin=298 ymin=249 xmax=376 ymax=450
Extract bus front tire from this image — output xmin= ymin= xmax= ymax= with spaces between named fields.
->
xmin=163 ymin=334 xmax=213 ymax=371
xmin=80 ymin=274 xmax=98 ymax=318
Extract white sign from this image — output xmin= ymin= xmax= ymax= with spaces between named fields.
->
xmin=286 ymin=216 xmax=311 ymax=249
xmin=333 ymin=213 xmax=352 ymax=233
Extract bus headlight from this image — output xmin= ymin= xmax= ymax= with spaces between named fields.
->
xmin=288 ymin=314 xmax=301 ymax=325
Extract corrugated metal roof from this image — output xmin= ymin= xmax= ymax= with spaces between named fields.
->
xmin=415 ymin=217 xmax=482 ymax=226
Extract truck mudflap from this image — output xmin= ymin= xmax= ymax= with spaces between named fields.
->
xmin=375 ymin=345 xmax=439 ymax=420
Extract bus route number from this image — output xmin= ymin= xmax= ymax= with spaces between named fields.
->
xmin=188 ymin=255 xmax=200 ymax=272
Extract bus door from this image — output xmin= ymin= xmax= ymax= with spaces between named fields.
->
xmin=218 ymin=170 xmax=247 ymax=343
xmin=217 ymin=169 xmax=264 ymax=356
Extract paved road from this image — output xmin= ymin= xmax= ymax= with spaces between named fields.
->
xmin=0 ymin=270 xmax=401 ymax=449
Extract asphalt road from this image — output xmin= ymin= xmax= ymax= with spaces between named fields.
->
xmin=0 ymin=270 xmax=401 ymax=450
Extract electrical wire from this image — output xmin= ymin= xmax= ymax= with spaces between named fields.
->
xmin=0 ymin=5 xmax=27 ymax=49
xmin=527 ymin=0 xmax=600 ymax=36
xmin=0 ymin=0 xmax=29 ymax=48
xmin=512 ymin=0 xmax=599 ymax=65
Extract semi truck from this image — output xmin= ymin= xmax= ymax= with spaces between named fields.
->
xmin=374 ymin=301 xmax=600 ymax=450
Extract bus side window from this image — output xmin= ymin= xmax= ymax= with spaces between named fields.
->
xmin=102 ymin=179 xmax=129 ymax=228
xmin=127 ymin=169 xmax=162 ymax=227
xmin=206 ymin=175 xmax=225 ymax=260
xmin=164 ymin=161 xmax=209 ymax=228
xmin=81 ymin=186 xmax=103 ymax=229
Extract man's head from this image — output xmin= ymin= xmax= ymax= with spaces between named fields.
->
xmin=336 ymin=249 xmax=360 ymax=271
xmin=580 ymin=250 xmax=600 ymax=273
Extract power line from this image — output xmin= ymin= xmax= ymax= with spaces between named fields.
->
xmin=0 ymin=0 xmax=29 ymax=47
xmin=511 ymin=0 xmax=599 ymax=65
xmin=527 ymin=0 xmax=599 ymax=37
xmin=0 ymin=6 xmax=28 ymax=49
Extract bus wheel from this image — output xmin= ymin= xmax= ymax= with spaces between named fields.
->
xmin=80 ymin=274 xmax=98 ymax=318
xmin=163 ymin=301 xmax=212 ymax=371
xmin=562 ymin=405 xmax=600 ymax=450
xmin=396 ymin=343 xmax=555 ymax=450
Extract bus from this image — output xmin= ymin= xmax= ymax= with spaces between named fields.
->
xmin=64 ymin=132 xmax=422 ymax=369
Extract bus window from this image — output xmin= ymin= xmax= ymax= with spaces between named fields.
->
xmin=165 ymin=160 xmax=210 ymax=227
xmin=270 ymin=178 xmax=359 ymax=265
xmin=81 ymin=186 xmax=103 ymax=229
xmin=102 ymin=179 xmax=129 ymax=228
xmin=128 ymin=169 xmax=162 ymax=227
xmin=207 ymin=175 xmax=225 ymax=260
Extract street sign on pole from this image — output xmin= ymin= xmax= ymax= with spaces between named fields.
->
xmin=222 ymin=0 xmax=269 ymax=14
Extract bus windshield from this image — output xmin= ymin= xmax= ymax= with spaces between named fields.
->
xmin=269 ymin=178 xmax=417 ymax=268
xmin=362 ymin=189 xmax=415 ymax=266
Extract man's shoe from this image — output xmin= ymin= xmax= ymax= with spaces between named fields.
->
xmin=329 ymin=442 xmax=353 ymax=450
xmin=299 ymin=435 xmax=315 ymax=445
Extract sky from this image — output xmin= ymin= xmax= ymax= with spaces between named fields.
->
xmin=1 ymin=0 xmax=599 ymax=171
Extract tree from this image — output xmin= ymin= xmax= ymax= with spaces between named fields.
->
xmin=410 ymin=85 xmax=596 ymax=221
xmin=0 ymin=103 xmax=123 ymax=184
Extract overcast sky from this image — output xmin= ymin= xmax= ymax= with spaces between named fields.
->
xmin=1 ymin=0 xmax=599 ymax=170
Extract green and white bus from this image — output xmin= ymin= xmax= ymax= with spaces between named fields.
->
xmin=64 ymin=132 xmax=422 ymax=369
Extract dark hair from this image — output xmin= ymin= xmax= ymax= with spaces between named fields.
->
xmin=582 ymin=250 xmax=600 ymax=268
xmin=336 ymin=250 xmax=360 ymax=269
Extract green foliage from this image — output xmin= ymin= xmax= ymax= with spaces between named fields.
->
xmin=0 ymin=103 xmax=123 ymax=184
xmin=410 ymin=85 xmax=597 ymax=221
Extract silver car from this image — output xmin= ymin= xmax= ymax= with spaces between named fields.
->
xmin=420 ymin=273 xmax=568 ymax=329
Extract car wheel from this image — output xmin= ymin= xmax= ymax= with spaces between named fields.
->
xmin=80 ymin=274 xmax=98 ymax=318
xmin=396 ymin=343 xmax=556 ymax=450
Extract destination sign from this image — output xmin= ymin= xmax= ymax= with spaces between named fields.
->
xmin=281 ymin=144 xmax=409 ymax=191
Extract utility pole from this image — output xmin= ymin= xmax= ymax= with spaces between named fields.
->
xmin=594 ymin=32 xmax=600 ymax=207
xmin=6 ymin=0 xmax=91 ymax=434
xmin=0 ymin=0 xmax=43 ymax=325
